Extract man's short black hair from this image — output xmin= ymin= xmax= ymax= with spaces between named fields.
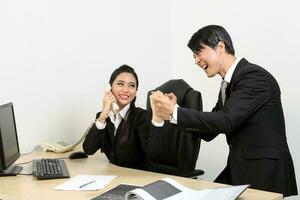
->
xmin=187 ymin=25 xmax=235 ymax=55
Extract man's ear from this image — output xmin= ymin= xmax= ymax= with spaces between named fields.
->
xmin=217 ymin=41 xmax=226 ymax=54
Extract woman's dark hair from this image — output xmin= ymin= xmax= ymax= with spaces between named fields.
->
xmin=109 ymin=64 xmax=139 ymax=107
xmin=109 ymin=64 xmax=139 ymax=89
xmin=187 ymin=25 xmax=235 ymax=55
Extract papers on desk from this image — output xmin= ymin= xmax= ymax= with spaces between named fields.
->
xmin=54 ymin=175 xmax=116 ymax=191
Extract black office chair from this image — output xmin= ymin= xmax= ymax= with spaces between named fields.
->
xmin=147 ymin=79 xmax=204 ymax=178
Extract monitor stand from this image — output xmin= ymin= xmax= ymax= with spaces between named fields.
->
xmin=0 ymin=165 xmax=23 ymax=176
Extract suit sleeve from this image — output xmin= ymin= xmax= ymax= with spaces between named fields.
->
xmin=82 ymin=112 xmax=105 ymax=155
xmin=178 ymin=67 xmax=272 ymax=134
xmin=147 ymin=122 xmax=180 ymax=163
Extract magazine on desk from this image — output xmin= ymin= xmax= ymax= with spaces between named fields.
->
xmin=124 ymin=178 xmax=249 ymax=200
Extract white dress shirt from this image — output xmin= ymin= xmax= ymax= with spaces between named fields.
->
xmin=95 ymin=103 xmax=130 ymax=136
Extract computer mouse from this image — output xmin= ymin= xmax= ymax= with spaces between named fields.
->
xmin=68 ymin=151 xmax=88 ymax=159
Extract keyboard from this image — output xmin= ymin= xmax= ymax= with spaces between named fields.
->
xmin=32 ymin=158 xmax=70 ymax=180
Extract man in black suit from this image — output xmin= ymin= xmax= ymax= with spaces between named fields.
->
xmin=150 ymin=25 xmax=297 ymax=197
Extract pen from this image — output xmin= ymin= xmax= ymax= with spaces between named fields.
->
xmin=79 ymin=180 xmax=96 ymax=188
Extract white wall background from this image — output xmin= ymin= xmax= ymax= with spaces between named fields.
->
xmin=170 ymin=0 xmax=300 ymax=199
xmin=0 ymin=0 xmax=171 ymax=151
xmin=0 ymin=0 xmax=299 ymax=199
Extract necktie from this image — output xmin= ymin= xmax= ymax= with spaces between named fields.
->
xmin=221 ymin=80 xmax=228 ymax=105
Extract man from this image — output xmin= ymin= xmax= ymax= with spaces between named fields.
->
xmin=150 ymin=25 xmax=297 ymax=197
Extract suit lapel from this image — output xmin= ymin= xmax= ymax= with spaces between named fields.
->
xmin=114 ymin=119 xmax=125 ymax=143
xmin=106 ymin=121 xmax=115 ymax=144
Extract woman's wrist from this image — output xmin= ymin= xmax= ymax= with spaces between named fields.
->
xmin=97 ymin=113 xmax=107 ymax=123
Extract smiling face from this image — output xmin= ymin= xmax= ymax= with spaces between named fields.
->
xmin=193 ymin=43 xmax=225 ymax=78
xmin=111 ymin=72 xmax=137 ymax=109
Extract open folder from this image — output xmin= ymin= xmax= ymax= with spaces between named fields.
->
xmin=125 ymin=178 xmax=249 ymax=200
xmin=91 ymin=178 xmax=249 ymax=200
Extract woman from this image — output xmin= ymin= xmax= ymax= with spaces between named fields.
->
xmin=83 ymin=65 xmax=151 ymax=170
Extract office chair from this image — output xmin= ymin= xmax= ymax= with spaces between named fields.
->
xmin=147 ymin=79 xmax=204 ymax=178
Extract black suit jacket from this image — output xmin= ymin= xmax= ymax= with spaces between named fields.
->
xmin=177 ymin=58 xmax=297 ymax=197
xmin=82 ymin=107 xmax=152 ymax=170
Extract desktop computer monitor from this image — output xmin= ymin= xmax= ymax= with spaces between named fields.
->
xmin=0 ymin=102 xmax=23 ymax=176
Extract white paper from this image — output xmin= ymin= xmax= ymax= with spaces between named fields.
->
xmin=202 ymin=185 xmax=249 ymax=200
xmin=54 ymin=174 xmax=116 ymax=191
xmin=163 ymin=184 xmax=249 ymax=200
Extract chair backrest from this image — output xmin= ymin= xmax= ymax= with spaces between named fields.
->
xmin=147 ymin=79 xmax=203 ymax=177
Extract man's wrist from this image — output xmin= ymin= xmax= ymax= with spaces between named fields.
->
xmin=152 ymin=119 xmax=164 ymax=127
xmin=152 ymin=115 xmax=163 ymax=123
xmin=169 ymin=104 xmax=179 ymax=124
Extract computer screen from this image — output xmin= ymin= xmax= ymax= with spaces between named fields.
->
xmin=0 ymin=102 xmax=23 ymax=176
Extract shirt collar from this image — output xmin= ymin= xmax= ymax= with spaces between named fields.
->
xmin=118 ymin=103 xmax=130 ymax=120
xmin=224 ymin=57 xmax=241 ymax=83
xmin=109 ymin=103 xmax=130 ymax=120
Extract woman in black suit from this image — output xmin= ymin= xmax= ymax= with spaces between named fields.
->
xmin=150 ymin=25 xmax=297 ymax=197
xmin=83 ymin=65 xmax=151 ymax=170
